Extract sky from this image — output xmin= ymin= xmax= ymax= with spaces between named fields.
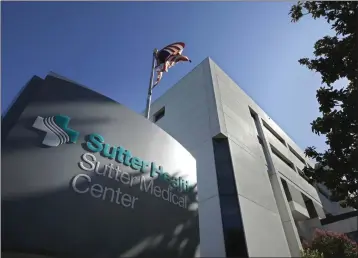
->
xmin=2 ymin=1 xmax=333 ymax=153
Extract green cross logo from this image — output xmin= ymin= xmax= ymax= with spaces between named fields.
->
xmin=32 ymin=115 xmax=79 ymax=147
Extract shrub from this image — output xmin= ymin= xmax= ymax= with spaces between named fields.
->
xmin=303 ymin=229 xmax=358 ymax=258
xmin=301 ymin=248 xmax=324 ymax=258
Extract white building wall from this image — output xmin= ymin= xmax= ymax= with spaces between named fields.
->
xmin=149 ymin=57 xmax=335 ymax=257
xmin=208 ymin=60 xmax=321 ymax=206
xmin=209 ymin=59 xmax=293 ymax=256
xmin=323 ymin=217 xmax=358 ymax=234
xmin=149 ymin=59 xmax=226 ymax=257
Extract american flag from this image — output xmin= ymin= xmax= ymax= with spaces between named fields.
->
xmin=153 ymin=42 xmax=191 ymax=87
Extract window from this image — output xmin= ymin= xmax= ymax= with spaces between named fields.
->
xmin=153 ymin=107 xmax=165 ymax=122
xmin=271 ymin=145 xmax=295 ymax=171
xmin=288 ymin=145 xmax=306 ymax=165
xmin=219 ymin=196 xmax=248 ymax=258
xmin=262 ymin=120 xmax=286 ymax=146
xmin=212 ymin=137 xmax=249 ymax=258
xmin=281 ymin=179 xmax=292 ymax=202
xmin=302 ymin=194 xmax=318 ymax=218
xmin=212 ymin=137 xmax=238 ymax=196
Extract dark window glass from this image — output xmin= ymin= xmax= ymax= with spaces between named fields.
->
xmin=213 ymin=139 xmax=236 ymax=184
xmin=153 ymin=107 xmax=165 ymax=122
xmin=220 ymin=195 xmax=241 ymax=216
xmin=219 ymin=195 xmax=247 ymax=257
xmin=217 ymin=177 xmax=237 ymax=195
xmin=305 ymin=199 xmax=318 ymax=218
xmin=263 ymin=121 xmax=286 ymax=146
xmin=281 ymin=179 xmax=292 ymax=202
xmin=212 ymin=137 xmax=248 ymax=258
xmin=288 ymin=145 xmax=306 ymax=165
xmin=224 ymin=228 xmax=247 ymax=257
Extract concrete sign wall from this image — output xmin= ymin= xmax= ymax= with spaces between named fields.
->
xmin=2 ymin=74 xmax=199 ymax=258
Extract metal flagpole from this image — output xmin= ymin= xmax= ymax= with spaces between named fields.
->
xmin=145 ymin=48 xmax=158 ymax=119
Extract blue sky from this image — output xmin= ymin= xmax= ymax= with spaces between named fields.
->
xmin=2 ymin=2 xmax=332 ymax=152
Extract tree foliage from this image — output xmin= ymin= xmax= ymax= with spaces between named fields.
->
xmin=301 ymin=248 xmax=324 ymax=258
xmin=289 ymin=1 xmax=358 ymax=209
xmin=303 ymin=229 xmax=358 ymax=258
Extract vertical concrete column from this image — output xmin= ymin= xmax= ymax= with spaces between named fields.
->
xmin=254 ymin=114 xmax=302 ymax=257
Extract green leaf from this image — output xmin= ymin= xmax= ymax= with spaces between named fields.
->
xmin=290 ymin=1 xmax=358 ymax=209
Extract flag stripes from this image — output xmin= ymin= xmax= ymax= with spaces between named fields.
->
xmin=153 ymin=42 xmax=191 ymax=87
xmin=158 ymin=42 xmax=185 ymax=57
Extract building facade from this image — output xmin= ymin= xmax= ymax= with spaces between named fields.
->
xmin=148 ymin=58 xmax=357 ymax=257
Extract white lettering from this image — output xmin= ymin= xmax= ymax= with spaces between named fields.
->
xmin=179 ymin=196 xmax=186 ymax=208
xmin=95 ymin=161 xmax=107 ymax=176
xmin=76 ymin=153 xmax=191 ymax=209
xmin=162 ymin=188 xmax=170 ymax=201
xmin=114 ymin=166 xmax=122 ymax=182
xmin=79 ymin=153 xmax=96 ymax=171
xmin=140 ymin=176 xmax=153 ymax=193
xmin=121 ymin=193 xmax=133 ymax=207
xmin=131 ymin=196 xmax=138 ymax=208
xmin=153 ymin=186 xmax=161 ymax=197
xmin=172 ymin=194 xmax=178 ymax=205
xmin=106 ymin=163 xmax=115 ymax=179
xmin=72 ymin=173 xmax=138 ymax=209
xmin=91 ymin=183 xmax=103 ymax=198
xmin=115 ymin=188 xmax=123 ymax=204
xmin=72 ymin=174 xmax=91 ymax=193
xmin=120 ymin=172 xmax=131 ymax=185
xmin=103 ymin=186 xmax=116 ymax=202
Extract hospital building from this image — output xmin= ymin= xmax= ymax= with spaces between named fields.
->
xmin=147 ymin=57 xmax=358 ymax=257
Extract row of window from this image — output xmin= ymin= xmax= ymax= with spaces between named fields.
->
xmin=271 ymin=145 xmax=296 ymax=171
xmin=249 ymin=108 xmax=308 ymax=176
xmin=154 ymin=105 xmax=307 ymax=171
xmin=259 ymin=114 xmax=307 ymax=168
xmin=251 ymin=109 xmax=322 ymax=243
xmin=154 ymin=106 xmax=308 ymax=181
xmin=154 ymin=106 xmax=307 ymax=174
xmin=281 ymin=178 xmax=319 ymax=219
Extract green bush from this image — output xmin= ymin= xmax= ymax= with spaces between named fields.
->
xmin=303 ymin=229 xmax=358 ymax=258
xmin=301 ymin=248 xmax=324 ymax=258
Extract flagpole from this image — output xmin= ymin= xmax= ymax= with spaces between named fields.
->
xmin=145 ymin=48 xmax=158 ymax=120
